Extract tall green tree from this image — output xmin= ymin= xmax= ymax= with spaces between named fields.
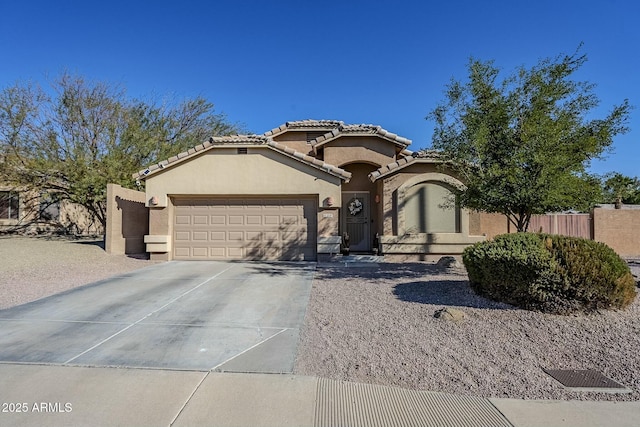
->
xmin=601 ymin=172 xmax=640 ymax=205
xmin=427 ymin=48 xmax=631 ymax=231
xmin=0 ymin=73 xmax=241 ymax=229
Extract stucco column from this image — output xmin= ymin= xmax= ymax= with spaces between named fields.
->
xmin=146 ymin=200 xmax=173 ymax=261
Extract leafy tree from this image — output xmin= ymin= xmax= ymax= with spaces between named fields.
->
xmin=0 ymin=73 xmax=240 ymax=229
xmin=601 ymin=172 xmax=640 ymax=205
xmin=427 ymin=48 xmax=630 ymax=232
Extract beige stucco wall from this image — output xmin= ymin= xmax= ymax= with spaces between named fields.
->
xmin=593 ymin=207 xmax=640 ymax=257
xmin=474 ymin=212 xmax=510 ymax=239
xmin=272 ymin=131 xmax=314 ymax=155
xmin=142 ymin=147 xmax=344 ymax=260
xmin=322 ymin=137 xmax=396 ymax=168
xmin=145 ymin=148 xmax=342 ymax=206
xmin=105 ymin=184 xmax=148 ymax=255
xmin=146 ymin=199 xmax=174 ymax=261
xmin=317 ymin=207 xmax=341 ymax=254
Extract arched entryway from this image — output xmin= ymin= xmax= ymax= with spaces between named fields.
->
xmin=340 ymin=163 xmax=380 ymax=252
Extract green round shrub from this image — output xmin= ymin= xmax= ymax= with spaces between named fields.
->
xmin=463 ymin=233 xmax=637 ymax=314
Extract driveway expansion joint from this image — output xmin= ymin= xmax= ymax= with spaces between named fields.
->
xmin=63 ymin=265 xmax=234 ymax=364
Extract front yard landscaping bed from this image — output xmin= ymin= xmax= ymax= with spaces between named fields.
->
xmin=295 ymin=263 xmax=640 ymax=401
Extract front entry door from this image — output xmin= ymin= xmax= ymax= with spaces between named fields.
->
xmin=342 ymin=192 xmax=371 ymax=252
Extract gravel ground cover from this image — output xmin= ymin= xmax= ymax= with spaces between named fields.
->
xmin=295 ymin=262 xmax=640 ymax=401
xmin=0 ymin=236 xmax=159 ymax=309
xmin=2 ymin=236 xmax=639 ymax=401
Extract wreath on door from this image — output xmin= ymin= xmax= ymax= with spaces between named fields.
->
xmin=348 ymin=198 xmax=363 ymax=216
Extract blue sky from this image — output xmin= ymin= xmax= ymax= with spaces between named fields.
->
xmin=1 ymin=0 xmax=638 ymax=177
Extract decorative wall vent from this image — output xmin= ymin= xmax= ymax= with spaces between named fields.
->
xmin=306 ymin=131 xmax=326 ymax=143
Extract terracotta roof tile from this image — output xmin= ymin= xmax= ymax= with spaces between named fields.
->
xmin=265 ymin=140 xmax=351 ymax=181
xmin=209 ymin=135 xmax=271 ymax=144
xmin=310 ymin=123 xmax=411 ymax=149
xmin=263 ymin=120 xmax=343 ymax=137
xmin=134 ymin=134 xmax=351 ymax=181
xmin=368 ymin=150 xmax=444 ymax=182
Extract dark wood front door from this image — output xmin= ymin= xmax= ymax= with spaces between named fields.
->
xmin=342 ymin=192 xmax=371 ymax=252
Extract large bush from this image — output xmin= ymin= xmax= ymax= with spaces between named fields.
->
xmin=463 ymin=233 xmax=637 ymax=314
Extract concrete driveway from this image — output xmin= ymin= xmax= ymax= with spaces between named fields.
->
xmin=0 ymin=261 xmax=315 ymax=373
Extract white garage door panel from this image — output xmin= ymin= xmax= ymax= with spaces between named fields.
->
xmin=173 ymin=197 xmax=317 ymax=261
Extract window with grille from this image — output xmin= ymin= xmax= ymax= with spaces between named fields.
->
xmin=39 ymin=193 xmax=60 ymax=221
xmin=0 ymin=191 xmax=19 ymax=220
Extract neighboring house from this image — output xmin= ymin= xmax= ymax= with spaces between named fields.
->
xmin=133 ymin=120 xmax=485 ymax=261
xmin=0 ymin=185 xmax=102 ymax=235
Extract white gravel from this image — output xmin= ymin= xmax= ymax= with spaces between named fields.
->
xmin=0 ymin=236 xmax=159 ymax=309
xmin=3 ymin=237 xmax=638 ymax=401
xmin=295 ymin=262 xmax=640 ymax=401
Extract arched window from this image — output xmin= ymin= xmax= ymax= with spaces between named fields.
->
xmin=404 ymin=181 xmax=460 ymax=233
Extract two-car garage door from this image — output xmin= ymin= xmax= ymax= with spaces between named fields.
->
xmin=173 ymin=197 xmax=317 ymax=261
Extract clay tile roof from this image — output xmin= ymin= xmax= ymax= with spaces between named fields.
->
xmin=266 ymin=140 xmax=351 ymax=181
xmin=210 ymin=134 xmax=271 ymax=144
xmin=263 ymin=120 xmax=343 ymax=137
xmin=368 ymin=150 xmax=443 ymax=182
xmin=310 ymin=123 xmax=412 ymax=149
xmin=133 ymin=134 xmax=351 ymax=181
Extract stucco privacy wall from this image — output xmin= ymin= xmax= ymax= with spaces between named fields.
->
xmin=470 ymin=209 xmax=640 ymax=257
xmin=378 ymin=163 xmax=485 ymax=257
xmin=593 ymin=206 xmax=640 ymax=257
xmin=105 ymin=184 xmax=148 ymax=255
xmin=143 ymin=147 xmax=343 ymax=259
xmin=471 ymin=212 xmax=510 ymax=239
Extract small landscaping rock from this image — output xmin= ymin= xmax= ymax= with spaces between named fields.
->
xmin=436 ymin=256 xmax=461 ymax=269
xmin=434 ymin=307 xmax=465 ymax=322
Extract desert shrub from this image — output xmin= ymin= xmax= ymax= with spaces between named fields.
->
xmin=463 ymin=233 xmax=637 ymax=314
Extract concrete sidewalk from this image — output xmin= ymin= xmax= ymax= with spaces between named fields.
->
xmin=1 ymin=364 xmax=638 ymax=427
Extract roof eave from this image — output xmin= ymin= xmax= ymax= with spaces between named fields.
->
xmin=266 ymin=141 xmax=351 ymax=182
xmin=368 ymin=157 xmax=444 ymax=182
xmin=311 ymin=132 xmax=411 ymax=155
xmin=263 ymin=120 xmax=344 ymax=138
xmin=133 ymin=136 xmax=351 ymax=183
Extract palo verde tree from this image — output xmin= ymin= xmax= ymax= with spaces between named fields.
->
xmin=601 ymin=172 xmax=640 ymax=205
xmin=427 ymin=48 xmax=630 ymax=232
xmin=0 ymin=73 xmax=241 ymax=229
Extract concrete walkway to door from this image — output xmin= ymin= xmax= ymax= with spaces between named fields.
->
xmin=0 ymin=261 xmax=315 ymax=373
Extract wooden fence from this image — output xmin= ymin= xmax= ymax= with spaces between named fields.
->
xmin=479 ymin=208 xmax=639 ymax=256
xmin=526 ymin=213 xmax=592 ymax=239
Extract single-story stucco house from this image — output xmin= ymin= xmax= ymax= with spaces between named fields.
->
xmin=133 ymin=120 xmax=486 ymax=261
xmin=0 ymin=186 xmax=101 ymax=235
